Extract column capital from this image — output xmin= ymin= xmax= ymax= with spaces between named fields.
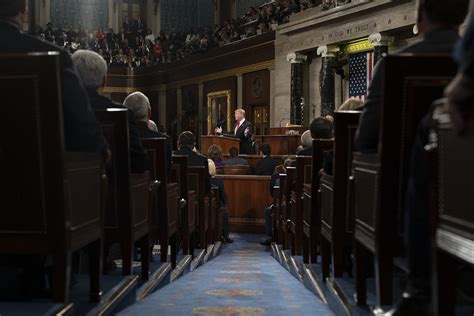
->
xmin=316 ymin=45 xmax=337 ymax=58
xmin=286 ymin=53 xmax=308 ymax=64
xmin=368 ymin=32 xmax=393 ymax=46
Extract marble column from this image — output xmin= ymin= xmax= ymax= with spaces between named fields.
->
xmin=287 ymin=53 xmax=307 ymax=125
xmin=236 ymin=73 xmax=243 ymax=109
xmin=317 ymin=45 xmax=336 ymax=117
xmin=368 ymin=33 xmax=392 ymax=66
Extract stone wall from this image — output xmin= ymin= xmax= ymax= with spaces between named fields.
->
xmin=273 ymin=0 xmax=418 ymax=127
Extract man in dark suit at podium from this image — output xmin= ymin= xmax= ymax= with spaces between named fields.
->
xmin=215 ymin=109 xmax=254 ymax=154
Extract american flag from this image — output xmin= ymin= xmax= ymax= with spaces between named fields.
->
xmin=349 ymin=51 xmax=374 ymax=101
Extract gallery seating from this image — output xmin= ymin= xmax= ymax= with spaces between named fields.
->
xmin=302 ymin=139 xmax=333 ymax=264
xmin=290 ymin=156 xmax=312 ymax=257
xmin=319 ymin=111 xmax=360 ymax=279
xmin=141 ymin=138 xmax=180 ymax=268
xmin=95 ymin=109 xmax=152 ymax=279
xmin=427 ymin=102 xmax=474 ymax=316
xmin=171 ymin=156 xmax=197 ymax=256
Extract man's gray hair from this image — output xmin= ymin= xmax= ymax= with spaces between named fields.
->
xmin=71 ymin=50 xmax=107 ymax=90
xmin=301 ymin=130 xmax=312 ymax=148
xmin=124 ymin=92 xmax=150 ymax=121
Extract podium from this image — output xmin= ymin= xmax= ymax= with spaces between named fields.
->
xmin=201 ymin=135 xmax=240 ymax=155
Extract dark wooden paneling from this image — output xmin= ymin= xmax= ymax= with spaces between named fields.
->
xmin=242 ymin=70 xmax=270 ymax=107
xmin=181 ymin=84 xmax=200 ymax=137
xmin=243 ymin=70 xmax=270 ymax=135
xmin=219 ymin=175 xmax=273 ymax=233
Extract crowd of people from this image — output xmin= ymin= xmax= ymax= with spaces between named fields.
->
xmin=30 ymin=0 xmax=332 ymax=68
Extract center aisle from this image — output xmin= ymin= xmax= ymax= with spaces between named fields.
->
xmin=119 ymin=234 xmax=334 ymax=315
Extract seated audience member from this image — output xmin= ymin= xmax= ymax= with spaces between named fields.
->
xmin=338 ymin=98 xmax=364 ymax=111
xmin=261 ymin=159 xmax=292 ymax=246
xmin=355 ymin=0 xmax=470 ymax=153
xmin=72 ymin=50 xmax=147 ymax=173
xmin=297 ymin=130 xmax=313 ymax=156
xmin=225 ymin=147 xmax=249 ymax=166
xmin=207 ymin=145 xmax=225 ymax=169
xmin=256 ymin=144 xmax=277 ymax=175
xmin=174 ymin=131 xmax=211 ymax=192
xmin=208 ymin=160 xmax=233 ymax=244
xmin=124 ymin=91 xmax=172 ymax=172
xmin=0 ymin=0 xmax=106 ymax=154
xmin=387 ymin=13 xmax=474 ymax=316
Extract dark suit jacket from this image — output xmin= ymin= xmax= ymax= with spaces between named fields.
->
xmin=225 ymin=157 xmax=249 ymax=166
xmin=174 ymin=146 xmax=211 ymax=192
xmin=136 ymin=121 xmax=172 ymax=173
xmin=297 ymin=147 xmax=312 ymax=156
xmin=211 ymin=176 xmax=227 ymax=206
xmin=232 ymin=120 xmax=254 ymax=154
xmin=256 ymin=156 xmax=277 ymax=176
xmin=86 ymin=90 xmax=147 ymax=173
xmin=355 ymin=29 xmax=460 ymax=153
xmin=0 ymin=21 xmax=106 ymax=153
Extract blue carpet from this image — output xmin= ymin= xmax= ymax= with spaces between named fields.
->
xmin=119 ymin=233 xmax=334 ymax=315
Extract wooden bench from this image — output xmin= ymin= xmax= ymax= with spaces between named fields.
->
xmin=427 ymin=104 xmax=474 ymax=316
xmin=320 ymin=111 xmax=360 ymax=279
xmin=352 ymin=55 xmax=456 ymax=306
xmin=302 ymin=139 xmax=334 ymax=264
xmin=284 ymin=167 xmax=296 ymax=253
xmin=290 ymin=156 xmax=312 ymax=257
xmin=277 ymin=174 xmax=288 ymax=247
xmin=171 ymin=156 xmax=197 ymax=256
xmin=95 ymin=109 xmax=152 ymax=279
xmin=0 ymin=53 xmax=103 ymax=303
xmin=224 ymin=164 xmax=251 ymax=175
xmin=188 ymin=166 xmax=209 ymax=251
xmin=141 ymin=138 xmax=180 ymax=268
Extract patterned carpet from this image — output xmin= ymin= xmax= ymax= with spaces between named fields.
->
xmin=119 ymin=233 xmax=334 ymax=315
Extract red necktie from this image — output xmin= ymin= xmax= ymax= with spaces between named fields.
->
xmin=235 ymin=122 xmax=240 ymax=135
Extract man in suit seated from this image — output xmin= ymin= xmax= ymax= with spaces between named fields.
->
xmin=71 ymin=50 xmax=147 ymax=173
xmin=0 ymin=0 xmax=106 ymax=154
xmin=225 ymin=147 xmax=249 ymax=166
xmin=355 ymin=0 xmax=470 ymax=153
xmin=256 ymin=144 xmax=277 ymax=176
xmin=124 ymin=91 xmax=172 ymax=172
xmin=174 ymin=131 xmax=211 ymax=192
xmin=215 ymin=109 xmax=254 ymax=154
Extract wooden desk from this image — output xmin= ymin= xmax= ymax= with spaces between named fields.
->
xmin=217 ymin=175 xmax=272 ymax=233
xmin=201 ymin=135 xmax=240 ymax=156
xmin=254 ymin=135 xmax=301 ymax=155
